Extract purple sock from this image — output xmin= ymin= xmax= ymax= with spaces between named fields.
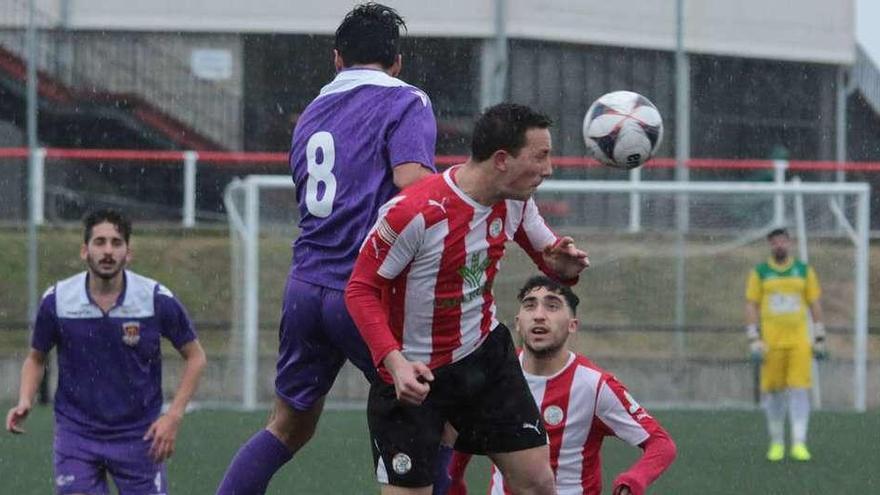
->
xmin=216 ymin=429 xmax=293 ymax=495
xmin=432 ymin=444 xmax=454 ymax=495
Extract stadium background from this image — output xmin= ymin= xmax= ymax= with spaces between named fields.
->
xmin=0 ymin=0 xmax=879 ymax=492
xmin=1 ymin=0 xmax=880 ymax=221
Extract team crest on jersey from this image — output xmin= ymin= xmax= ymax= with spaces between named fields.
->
xmin=392 ymin=453 xmax=412 ymax=475
xmin=543 ymin=405 xmax=564 ymax=426
xmin=122 ymin=321 xmax=141 ymax=346
xmin=489 ymin=218 xmax=503 ymax=238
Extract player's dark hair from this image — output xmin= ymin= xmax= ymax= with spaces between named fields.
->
xmin=335 ymin=3 xmax=406 ymax=68
xmin=517 ymin=275 xmax=579 ymax=316
xmin=471 ymin=103 xmax=553 ymax=162
xmin=767 ymin=227 xmax=789 ymax=240
xmin=83 ymin=208 xmax=132 ymax=244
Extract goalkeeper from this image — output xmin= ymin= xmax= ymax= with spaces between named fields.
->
xmin=745 ymin=228 xmax=826 ymax=462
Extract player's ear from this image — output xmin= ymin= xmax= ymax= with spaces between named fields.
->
xmin=333 ymin=49 xmax=344 ymax=72
xmin=492 ymin=150 xmax=509 ymax=172
xmin=568 ymin=318 xmax=578 ymax=335
xmin=80 ymin=243 xmax=88 ymax=261
xmin=390 ymin=54 xmax=402 ymax=77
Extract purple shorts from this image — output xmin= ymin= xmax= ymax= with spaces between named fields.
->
xmin=53 ymin=427 xmax=167 ymax=495
xmin=275 ymin=277 xmax=377 ymax=411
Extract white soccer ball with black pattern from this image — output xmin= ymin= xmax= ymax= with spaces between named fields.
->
xmin=582 ymin=90 xmax=663 ymax=170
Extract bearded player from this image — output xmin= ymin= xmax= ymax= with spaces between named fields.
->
xmin=447 ymin=276 xmax=676 ymax=495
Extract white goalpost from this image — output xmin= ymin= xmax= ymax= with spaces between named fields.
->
xmin=223 ymin=176 xmax=871 ymax=412
xmin=224 ymin=175 xmax=293 ymax=410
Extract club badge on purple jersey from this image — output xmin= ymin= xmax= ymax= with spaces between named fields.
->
xmin=122 ymin=321 xmax=141 ymax=346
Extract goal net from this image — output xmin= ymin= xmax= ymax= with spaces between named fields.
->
xmin=222 ymin=176 xmax=872 ymax=412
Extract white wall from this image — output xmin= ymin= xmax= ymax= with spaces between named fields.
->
xmin=14 ymin=0 xmax=854 ymax=64
xmin=509 ymin=0 xmax=853 ymax=64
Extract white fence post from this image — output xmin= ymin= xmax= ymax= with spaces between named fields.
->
xmin=853 ymin=188 xmax=870 ymax=412
xmin=31 ymin=147 xmax=46 ymax=226
xmin=182 ymin=151 xmax=198 ymax=228
xmin=628 ymin=166 xmax=641 ymax=233
xmin=773 ymin=159 xmax=787 ymax=226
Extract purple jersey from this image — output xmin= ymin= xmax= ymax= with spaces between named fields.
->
xmin=289 ymin=68 xmax=437 ymax=290
xmin=31 ymin=270 xmax=197 ymax=439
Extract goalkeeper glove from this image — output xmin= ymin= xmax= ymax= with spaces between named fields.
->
xmin=749 ymin=339 xmax=765 ymax=364
xmin=746 ymin=324 xmax=764 ymax=363
xmin=813 ymin=323 xmax=828 ymax=361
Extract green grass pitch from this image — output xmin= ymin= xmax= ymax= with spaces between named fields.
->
xmin=1 ymin=406 xmax=877 ymax=493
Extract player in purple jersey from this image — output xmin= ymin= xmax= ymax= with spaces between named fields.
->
xmin=5 ymin=209 xmax=207 ymax=495
xmin=216 ymin=4 xmax=438 ymax=494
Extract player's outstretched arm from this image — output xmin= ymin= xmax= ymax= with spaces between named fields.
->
xmin=6 ymin=349 xmax=47 ymax=434
xmin=144 ymin=339 xmax=206 ymax=462
xmin=612 ymin=427 xmax=677 ymax=495
xmin=542 ymin=237 xmax=590 ymax=281
xmin=598 ymin=377 xmax=676 ymax=495
xmin=514 ymin=199 xmax=588 ymax=284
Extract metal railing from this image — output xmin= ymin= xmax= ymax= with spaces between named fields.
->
xmin=3 ymin=146 xmax=880 ymax=228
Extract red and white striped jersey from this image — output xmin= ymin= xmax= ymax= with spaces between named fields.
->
xmin=347 ymin=166 xmax=561 ymax=373
xmin=489 ymin=352 xmax=663 ymax=495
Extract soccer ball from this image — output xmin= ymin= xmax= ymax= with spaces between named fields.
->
xmin=582 ymin=90 xmax=663 ymax=170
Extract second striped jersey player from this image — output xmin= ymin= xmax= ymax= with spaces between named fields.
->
xmin=487 ymin=353 xmax=674 ymax=495
xmin=448 ymin=276 xmax=676 ymax=495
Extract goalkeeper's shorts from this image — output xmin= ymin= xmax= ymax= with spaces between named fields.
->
xmin=761 ymin=344 xmax=813 ymax=392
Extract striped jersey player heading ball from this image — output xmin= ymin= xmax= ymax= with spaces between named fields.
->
xmin=346 ymin=103 xmax=591 ymax=494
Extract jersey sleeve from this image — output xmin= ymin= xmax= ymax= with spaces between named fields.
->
xmin=745 ymin=269 xmax=762 ymax=303
xmin=30 ymin=287 xmax=59 ymax=353
xmin=804 ymin=266 xmax=821 ymax=303
xmin=155 ymin=285 xmax=198 ymax=350
xmin=512 ymin=199 xmax=573 ymax=284
xmin=387 ymin=89 xmax=437 ymax=172
xmin=595 ymin=375 xmax=657 ymax=446
xmin=612 ymin=427 xmax=677 ymax=495
xmin=346 ymin=198 xmax=426 ymax=367
xmin=599 ymin=375 xmax=677 ymax=495
xmin=364 ymin=197 xmax=426 ymax=281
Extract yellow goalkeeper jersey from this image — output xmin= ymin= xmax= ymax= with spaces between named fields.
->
xmin=746 ymin=257 xmax=821 ymax=348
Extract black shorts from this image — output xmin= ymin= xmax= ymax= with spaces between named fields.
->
xmin=367 ymin=325 xmax=546 ymax=487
